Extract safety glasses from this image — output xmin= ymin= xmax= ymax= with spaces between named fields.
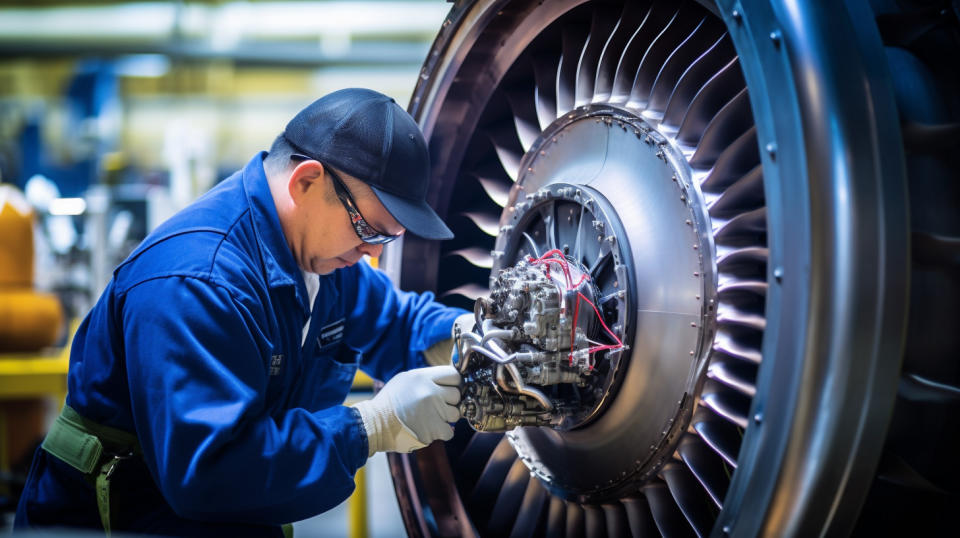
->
xmin=291 ymin=154 xmax=402 ymax=245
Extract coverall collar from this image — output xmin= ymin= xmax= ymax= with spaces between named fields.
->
xmin=242 ymin=152 xmax=310 ymax=316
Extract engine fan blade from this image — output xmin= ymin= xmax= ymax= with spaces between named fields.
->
xmin=661 ymin=36 xmax=736 ymax=128
xmin=689 ymin=87 xmax=753 ymax=166
xmin=661 ymin=462 xmax=716 ymax=536
xmin=676 ymin=58 xmax=746 ymax=145
xmin=648 ymin=22 xmax=726 ymax=112
xmin=629 ymin=5 xmax=704 ymax=108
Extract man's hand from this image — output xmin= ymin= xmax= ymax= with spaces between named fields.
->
xmin=423 ymin=312 xmax=476 ymax=367
xmin=353 ymin=365 xmax=461 ymax=456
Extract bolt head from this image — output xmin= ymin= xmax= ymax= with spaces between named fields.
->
xmin=770 ymin=29 xmax=782 ymax=47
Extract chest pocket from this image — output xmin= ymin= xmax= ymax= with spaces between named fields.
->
xmin=306 ymin=339 xmax=361 ymax=409
xmin=300 ymin=315 xmax=359 ymax=409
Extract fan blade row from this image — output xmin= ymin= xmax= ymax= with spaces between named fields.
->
xmin=504 ymin=79 xmax=544 ymax=152
xmin=470 ymin=436 xmax=521 ymax=528
xmin=486 ymin=120 xmax=524 ymax=182
xmin=661 ymin=34 xmax=736 ymax=128
xmin=441 ymin=284 xmax=490 ymax=302
xmin=575 ymin=3 xmax=621 ymax=107
xmin=692 ymin=410 xmax=743 ymax=467
xmin=487 ymin=459 xmax=533 ymax=535
xmin=716 ymin=303 xmax=767 ymax=332
xmin=446 ymin=247 xmax=494 ymax=269
xmin=648 ymin=22 xmax=726 ymax=112
xmin=717 ymin=279 xmax=768 ymax=299
xmin=699 ymin=127 xmax=759 ymax=190
xmin=629 ymin=5 xmax=705 ymax=109
xmin=621 ymin=496 xmax=659 ymax=536
xmin=644 ymin=481 xmax=696 ymax=538
xmin=661 ymin=462 xmax=715 ymax=537
xmin=474 ymin=173 xmax=511 ymax=208
xmin=557 ymin=20 xmax=592 ymax=114
xmin=717 ymin=246 xmax=768 ymax=271
xmin=610 ymin=2 xmax=678 ymax=103
xmin=677 ymin=435 xmax=731 ymax=507
xmin=707 ymin=358 xmax=758 ymax=398
xmin=509 ymin=478 xmax=549 ymax=538
xmin=594 ymin=2 xmax=654 ymax=102
xmin=713 ymin=206 xmax=766 ymax=245
xmin=601 ymin=502 xmax=633 ymax=538
xmin=707 ymin=165 xmax=764 ymax=219
xmin=689 ymin=87 xmax=753 ymax=166
xmin=701 ymin=385 xmax=751 ymax=429
xmin=533 ymin=49 xmax=561 ymax=130
xmin=712 ymin=329 xmax=762 ymax=364
xmin=675 ymin=57 xmax=746 ymax=145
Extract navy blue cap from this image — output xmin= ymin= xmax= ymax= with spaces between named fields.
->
xmin=283 ymin=88 xmax=453 ymax=240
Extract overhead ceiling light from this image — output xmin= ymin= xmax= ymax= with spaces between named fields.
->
xmin=114 ymin=54 xmax=170 ymax=77
xmin=49 ymin=197 xmax=87 ymax=216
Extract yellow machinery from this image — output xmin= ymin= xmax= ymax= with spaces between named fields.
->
xmin=0 ymin=184 xmax=65 ymax=477
xmin=0 ymin=185 xmax=63 ymax=353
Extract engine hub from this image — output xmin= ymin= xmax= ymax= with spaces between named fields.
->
xmin=457 ymin=183 xmax=633 ymax=432
xmin=457 ymin=104 xmax=718 ymax=499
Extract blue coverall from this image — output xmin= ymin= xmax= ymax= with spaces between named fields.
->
xmin=15 ymin=153 xmax=462 ymax=536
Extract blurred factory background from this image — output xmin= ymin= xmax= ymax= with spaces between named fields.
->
xmin=0 ymin=1 xmax=450 ymax=535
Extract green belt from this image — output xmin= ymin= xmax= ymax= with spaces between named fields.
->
xmin=41 ymin=405 xmax=140 ymax=536
xmin=41 ymin=405 xmax=295 ymax=538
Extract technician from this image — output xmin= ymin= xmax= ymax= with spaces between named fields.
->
xmin=15 ymin=88 xmax=468 ymax=536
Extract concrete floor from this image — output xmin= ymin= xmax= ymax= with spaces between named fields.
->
xmin=293 ymin=452 xmax=406 ymax=538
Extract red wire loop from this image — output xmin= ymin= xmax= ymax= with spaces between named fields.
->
xmin=527 ymin=250 xmax=624 ymax=366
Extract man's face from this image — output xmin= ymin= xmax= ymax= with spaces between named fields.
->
xmin=285 ymin=161 xmax=405 ymax=275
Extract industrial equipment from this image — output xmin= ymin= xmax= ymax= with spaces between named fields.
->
xmin=387 ymin=0 xmax=960 ymax=536
xmin=456 ymin=181 xmax=635 ymax=433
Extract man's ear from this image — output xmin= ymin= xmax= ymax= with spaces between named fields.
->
xmin=287 ymin=160 xmax=326 ymax=205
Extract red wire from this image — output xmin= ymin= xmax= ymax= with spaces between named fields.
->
xmin=527 ymin=250 xmax=624 ymax=366
xmin=529 ymin=250 xmax=574 ymax=286
xmin=578 ymin=291 xmax=623 ymax=351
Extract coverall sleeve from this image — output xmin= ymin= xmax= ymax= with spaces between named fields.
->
xmin=340 ymin=261 xmax=467 ymax=382
xmin=122 ymin=275 xmax=366 ymax=524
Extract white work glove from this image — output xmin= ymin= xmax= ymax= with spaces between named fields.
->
xmin=422 ymin=312 xmax=476 ymax=367
xmin=353 ymin=365 xmax=461 ymax=457
xmin=451 ymin=312 xmax=476 ymax=339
